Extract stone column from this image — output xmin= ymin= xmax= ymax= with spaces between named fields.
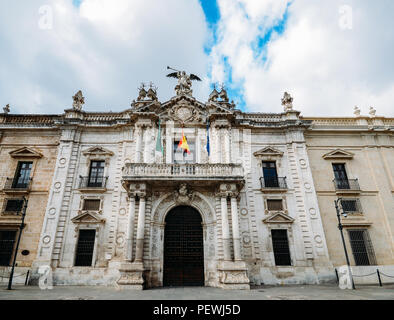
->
xmin=230 ymin=193 xmax=241 ymax=261
xmin=143 ymin=126 xmax=151 ymax=163
xmin=135 ymin=126 xmax=143 ymax=162
xmin=220 ymin=192 xmax=231 ymax=261
xmin=215 ymin=126 xmax=221 ymax=163
xmin=124 ymin=195 xmax=136 ymax=261
xmin=135 ymin=193 xmax=146 ymax=262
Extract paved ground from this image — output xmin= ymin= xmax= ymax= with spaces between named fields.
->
xmin=0 ymin=284 xmax=393 ymax=300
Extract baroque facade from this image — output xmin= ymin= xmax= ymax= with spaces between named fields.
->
xmin=0 ymin=78 xmax=392 ymax=288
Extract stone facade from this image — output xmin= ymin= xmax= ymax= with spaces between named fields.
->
xmin=0 ymin=84 xmax=392 ymax=288
xmin=0 ymin=114 xmax=59 ymax=283
xmin=304 ymin=115 xmax=394 ymax=284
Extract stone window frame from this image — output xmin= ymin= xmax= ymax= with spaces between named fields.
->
xmin=266 ymin=225 xmax=295 ymax=268
xmin=263 ymin=195 xmax=288 ymax=215
xmin=81 ymin=146 xmax=114 ymax=184
xmin=72 ymin=225 xmax=100 ymax=268
xmin=78 ymin=195 xmax=104 ymax=215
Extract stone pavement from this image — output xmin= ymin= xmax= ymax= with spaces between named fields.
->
xmin=0 ymin=284 xmax=393 ymax=300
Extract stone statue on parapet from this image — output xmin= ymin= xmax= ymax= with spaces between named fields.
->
xmin=282 ymin=92 xmax=293 ymax=112
xmin=3 ymin=104 xmax=10 ymax=114
xmin=166 ymin=66 xmax=201 ymax=96
xmin=369 ymin=106 xmax=376 ymax=118
xmin=353 ymin=106 xmax=361 ymax=116
xmin=72 ymin=90 xmax=85 ymax=111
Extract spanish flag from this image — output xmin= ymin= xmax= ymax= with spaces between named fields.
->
xmin=177 ymin=130 xmax=191 ymax=154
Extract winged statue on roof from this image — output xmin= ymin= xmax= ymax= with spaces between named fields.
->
xmin=166 ymin=66 xmax=201 ymax=96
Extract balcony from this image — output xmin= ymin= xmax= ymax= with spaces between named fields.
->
xmin=260 ymin=177 xmax=287 ymax=192
xmin=1 ymin=199 xmax=24 ymax=216
xmin=78 ymin=176 xmax=108 ymax=192
xmin=333 ymin=178 xmax=360 ymax=194
xmin=122 ymin=163 xmax=244 ymax=187
xmin=3 ymin=177 xmax=32 ymax=194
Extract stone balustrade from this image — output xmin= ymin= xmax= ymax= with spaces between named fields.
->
xmin=122 ymin=163 xmax=244 ymax=181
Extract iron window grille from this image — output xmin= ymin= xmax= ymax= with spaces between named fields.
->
xmin=260 ymin=177 xmax=287 ymax=189
xmin=79 ymin=176 xmax=108 ymax=189
xmin=333 ymin=179 xmax=360 ymax=191
xmin=0 ymin=231 xmax=17 ymax=266
xmin=2 ymin=199 xmax=24 ymax=215
xmin=271 ymin=229 xmax=292 ymax=266
xmin=82 ymin=199 xmax=101 ymax=211
xmin=348 ymin=229 xmax=377 ymax=266
xmin=267 ymin=199 xmax=284 ymax=211
xmin=74 ymin=229 xmax=96 ymax=267
xmin=341 ymin=199 xmax=362 ymax=213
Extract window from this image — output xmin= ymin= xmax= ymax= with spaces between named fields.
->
xmin=271 ymin=229 xmax=291 ymax=266
xmin=332 ymin=163 xmax=349 ymax=189
xmin=83 ymin=199 xmax=101 ymax=211
xmin=348 ymin=230 xmax=377 ymax=266
xmin=341 ymin=199 xmax=360 ymax=213
xmin=88 ymin=161 xmax=105 ymax=187
xmin=4 ymin=199 xmax=24 ymax=213
xmin=173 ymin=139 xmax=195 ymax=164
xmin=13 ymin=162 xmax=32 ymax=188
xmin=75 ymin=230 xmax=96 ymax=267
xmin=0 ymin=231 xmax=17 ymax=266
xmin=267 ymin=199 xmax=283 ymax=211
xmin=262 ymin=162 xmax=279 ymax=187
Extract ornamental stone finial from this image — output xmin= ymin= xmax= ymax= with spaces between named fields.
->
xmin=3 ymin=104 xmax=10 ymax=114
xmin=282 ymin=92 xmax=293 ymax=112
xmin=369 ymin=106 xmax=376 ymax=118
xmin=72 ymin=90 xmax=85 ymax=111
xmin=353 ymin=106 xmax=361 ymax=116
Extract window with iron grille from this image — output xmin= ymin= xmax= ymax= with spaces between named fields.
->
xmin=267 ymin=199 xmax=283 ymax=211
xmin=348 ymin=229 xmax=377 ymax=266
xmin=0 ymin=230 xmax=17 ymax=266
xmin=271 ymin=229 xmax=291 ymax=266
xmin=262 ymin=161 xmax=279 ymax=187
xmin=83 ymin=199 xmax=101 ymax=211
xmin=75 ymin=229 xmax=96 ymax=267
xmin=341 ymin=199 xmax=359 ymax=213
xmin=4 ymin=199 xmax=24 ymax=213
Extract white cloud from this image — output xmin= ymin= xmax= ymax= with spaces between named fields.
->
xmin=0 ymin=0 xmax=210 ymax=114
xmin=210 ymin=0 xmax=394 ymax=116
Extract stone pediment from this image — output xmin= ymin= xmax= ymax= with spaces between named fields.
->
xmin=263 ymin=212 xmax=294 ymax=224
xmin=9 ymin=147 xmax=43 ymax=158
xmin=71 ymin=211 xmax=105 ymax=224
xmin=253 ymin=147 xmax=284 ymax=158
xmin=322 ymin=149 xmax=354 ymax=160
xmin=82 ymin=146 xmax=114 ymax=157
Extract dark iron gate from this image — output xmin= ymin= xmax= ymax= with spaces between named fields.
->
xmin=163 ymin=206 xmax=204 ymax=286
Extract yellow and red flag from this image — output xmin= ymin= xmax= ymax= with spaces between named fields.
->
xmin=177 ymin=130 xmax=191 ymax=154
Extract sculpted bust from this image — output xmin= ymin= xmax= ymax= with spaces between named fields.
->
xmin=174 ymin=183 xmax=194 ymax=204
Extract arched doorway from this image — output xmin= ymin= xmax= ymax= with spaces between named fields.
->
xmin=163 ymin=206 xmax=204 ymax=286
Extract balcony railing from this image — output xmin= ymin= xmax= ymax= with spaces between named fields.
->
xmin=122 ymin=163 xmax=244 ymax=180
xmin=341 ymin=199 xmax=363 ymax=214
xmin=3 ymin=177 xmax=32 ymax=192
xmin=1 ymin=199 xmax=24 ymax=216
xmin=260 ymin=177 xmax=287 ymax=190
xmin=78 ymin=176 xmax=108 ymax=189
xmin=333 ymin=178 xmax=360 ymax=191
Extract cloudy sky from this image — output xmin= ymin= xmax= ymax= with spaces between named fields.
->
xmin=0 ymin=0 xmax=393 ymax=116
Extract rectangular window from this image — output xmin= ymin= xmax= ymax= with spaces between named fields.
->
xmin=348 ymin=230 xmax=377 ymax=266
xmin=332 ymin=163 xmax=349 ymax=189
xmin=267 ymin=199 xmax=283 ymax=211
xmin=173 ymin=139 xmax=195 ymax=164
xmin=271 ymin=229 xmax=291 ymax=266
xmin=262 ymin=162 xmax=279 ymax=187
xmin=88 ymin=161 xmax=105 ymax=187
xmin=4 ymin=199 xmax=24 ymax=213
xmin=75 ymin=230 xmax=96 ymax=267
xmin=13 ymin=162 xmax=32 ymax=188
xmin=341 ymin=199 xmax=360 ymax=213
xmin=83 ymin=199 xmax=101 ymax=211
xmin=0 ymin=231 xmax=17 ymax=266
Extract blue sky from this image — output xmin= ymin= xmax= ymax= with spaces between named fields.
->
xmin=0 ymin=0 xmax=393 ymax=116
